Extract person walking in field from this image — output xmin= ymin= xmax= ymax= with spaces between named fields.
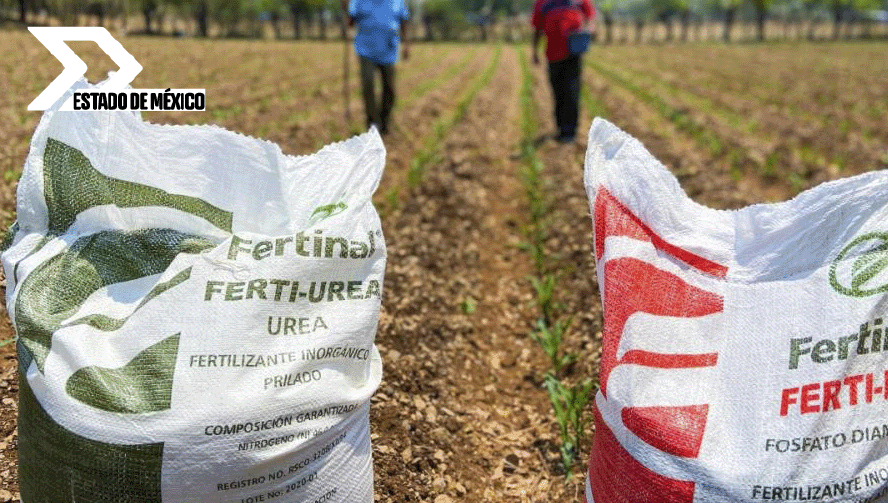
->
xmin=344 ymin=0 xmax=410 ymax=135
xmin=532 ymin=0 xmax=596 ymax=143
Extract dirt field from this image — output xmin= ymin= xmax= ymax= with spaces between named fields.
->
xmin=0 ymin=30 xmax=886 ymax=502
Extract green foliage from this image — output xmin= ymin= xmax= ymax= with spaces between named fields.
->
xmin=517 ymin=49 xmax=592 ymax=481
xmin=530 ymin=317 xmax=576 ymax=373
xmin=423 ymin=0 xmax=469 ymax=39
xmin=460 ymin=297 xmax=477 ymax=314
xmin=543 ymin=373 xmax=595 ymax=479
xmin=529 ymin=274 xmax=557 ymax=321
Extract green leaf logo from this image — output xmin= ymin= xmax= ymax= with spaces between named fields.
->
xmin=310 ymin=201 xmax=348 ymax=221
xmin=830 ymin=232 xmax=888 ymax=297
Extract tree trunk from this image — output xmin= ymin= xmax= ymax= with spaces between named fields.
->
xmin=659 ymin=13 xmax=672 ymax=42
xmin=635 ymin=19 xmax=644 ymax=43
xmin=143 ymin=7 xmax=153 ymax=34
xmin=339 ymin=12 xmax=347 ymax=40
xmin=680 ymin=11 xmax=690 ymax=42
xmin=272 ymin=11 xmax=282 ymax=39
xmin=832 ymin=2 xmax=842 ymax=40
xmin=424 ymin=16 xmax=434 ymax=41
xmin=195 ymin=1 xmax=208 ymax=37
xmin=603 ymin=12 xmax=612 ymax=44
xmin=319 ymin=11 xmax=327 ymax=39
xmin=18 ymin=0 xmax=27 ymax=23
xmin=290 ymin=5 xmax=304 ymax=39
xmin=724 ymin=8 xmax=736 ymax=42
xmin=756 ymin=6 xmax=766 ymax=41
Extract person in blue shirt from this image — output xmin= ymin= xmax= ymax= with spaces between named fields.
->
xmin=345 ymin=0 xmax=410 ymax=135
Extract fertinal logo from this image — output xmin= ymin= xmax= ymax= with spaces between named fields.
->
xmin=830 ymin=232 xmax=888 ymax=297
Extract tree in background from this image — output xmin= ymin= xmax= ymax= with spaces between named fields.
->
xmin=286 ymin=0 xmax=327 ymax=38
xmin=140 ymin=0 xmax=159 ymax=33
xmin=750 ymin=0 xmax=773 ymax=40
xmin=625 ymin=0 xmax=651 ymax=43
xmin=719 ymin=0 xmax=742 ymax=41
xmin=423 ymin=0 xmax=466 ymax=40
xmin=598 ymin=0 xmax=616 ymax=42
xmin=3 ymin=0 xmax=885 ymax=41
xmin=17 ymin=0 xmax=27 ymax=23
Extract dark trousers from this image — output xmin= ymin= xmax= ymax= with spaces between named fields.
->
xmin=548 ymin=55 xmax=581 ymax=138
xmin=359 ymin=56 xmax=396 ymax=133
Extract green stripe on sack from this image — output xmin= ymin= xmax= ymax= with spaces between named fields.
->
xmin=63 ymin=267 xmax=193 ymax=332
xmin=18 ymin=376 xmax=163 ymax=503
xmin=15 ymin=229 xmax=214 ymax=372
xmin=66 ymin=334 xmax=180 ymax=414
xmin=43 ymin=138 xmax=233 ymax=234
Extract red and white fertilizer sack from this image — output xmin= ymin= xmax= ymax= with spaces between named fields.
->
xmin=584 ymin=118 xmax=888 ymax=503
xmin=3 ymin=79 xmax=385 ymax=502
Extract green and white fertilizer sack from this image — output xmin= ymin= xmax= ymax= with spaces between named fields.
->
xmin=2 ymin=80 xmax=385 ymax=502
xmin=584 ymin=118 xmax=888 ymax=503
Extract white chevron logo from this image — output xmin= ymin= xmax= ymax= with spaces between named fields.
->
xmin=28 ymin=27 xmax=143 ymax=111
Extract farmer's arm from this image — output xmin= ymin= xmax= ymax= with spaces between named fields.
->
xmin=532 ymin=29 xmax=542 ymax=65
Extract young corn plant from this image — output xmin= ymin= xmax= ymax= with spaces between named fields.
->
xmin=544 ymin=373 xmax=596 ymax=480
xmin=530 ymin=317 xmax=575 ymax=374
xmin=518 ymin=50 xmax=593 ymax=480
xmin=529 ymin=274 xmax=557 ymax=324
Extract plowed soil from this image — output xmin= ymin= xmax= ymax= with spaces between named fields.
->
xmin=0 ymin=31 xmax=885 ymax=502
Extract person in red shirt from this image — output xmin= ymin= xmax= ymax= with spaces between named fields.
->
xmin=532 ymin=0 xmax=596 ymax=143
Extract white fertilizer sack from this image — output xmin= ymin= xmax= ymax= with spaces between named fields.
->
xmin=584 ymin=118 xmax=888 ymax=503
xmin=2 ymin=79 xmax=385 ymax=503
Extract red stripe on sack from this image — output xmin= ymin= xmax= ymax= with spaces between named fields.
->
xmin=594 ymin=188 xmax=728 ymax=278
xmin=600 ymin=258 xmax=722 ymax=397
xmin=620 ymin=351 xmax=718 ymax=368
xmin=589 ymin=406 xmax=696 ymax=503
xmin=621 ymin=405 xmax=710 ymax=458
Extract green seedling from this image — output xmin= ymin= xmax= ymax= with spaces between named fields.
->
xmin=519 ymin=46 xmax=594 ymax=484
xmin=384 ymin=187 xmax=400 ymax=213
xmin=544 ymin=373 xmax=596 ymax=480
xmin=530 ymin=316 xmax=575 ymax=374
xmin=0 ymin=338 xmax=14 ymax=348
xmin=529 ymin=274 xmax=557 ymax=324
xmin=460 ymin=297 xmax=477 ymax=315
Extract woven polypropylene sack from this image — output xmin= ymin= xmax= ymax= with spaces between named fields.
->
xmin=3 ymin=79 xmax=385 ymax=503
xmin=584 ymin=118 xmax=888 ymax=503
